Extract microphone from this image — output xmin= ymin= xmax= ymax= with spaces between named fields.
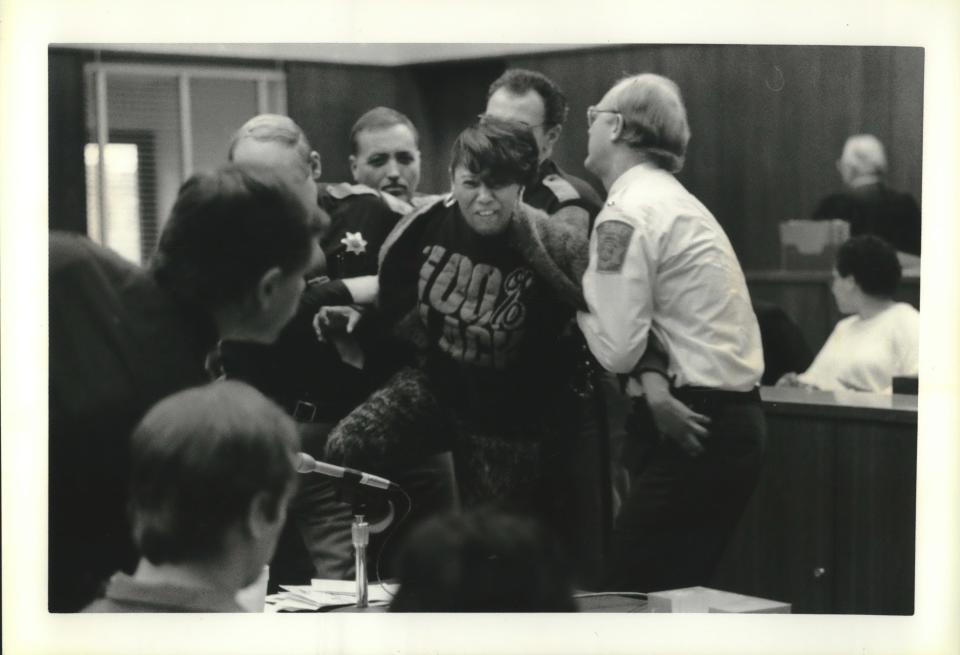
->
xmin=295 ymin=452 xmax=396 ymax=491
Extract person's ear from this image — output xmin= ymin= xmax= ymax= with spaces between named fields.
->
xmin=256 ymin=266 xmax=285 ymax=312
xmin=610 ymin=114 xmax=625 ymax=141
xmin=543 ymin=124 xmax=562 ymax=155
xmin=349 ymin=154 xmax=359 ymax=182
xmin=245 ymin=491 xmax=284 ymax=540
xmin=308 ymin=151 xmax=322 ymax=182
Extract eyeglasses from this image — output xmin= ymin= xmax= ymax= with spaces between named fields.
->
xmin=587 ymin=106 xmax=622 ymax=127
xmin=477 ymin=113 xmax=545 ymax=130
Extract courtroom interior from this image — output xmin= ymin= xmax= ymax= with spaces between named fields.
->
xmin=46 ymin=42 xmax=923 ymax=618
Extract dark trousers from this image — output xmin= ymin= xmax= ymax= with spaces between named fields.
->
xmin=607 ymin=388 xmax=765 ymax=593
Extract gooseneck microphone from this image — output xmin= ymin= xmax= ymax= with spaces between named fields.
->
xmin=295 ymin=452 xmax=396 ymax=491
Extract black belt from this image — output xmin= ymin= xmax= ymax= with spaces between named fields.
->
xmin=671 ymin=386 xmax=761 ymax=405
xmin=289 ymin=398 xmax=340 ymax=424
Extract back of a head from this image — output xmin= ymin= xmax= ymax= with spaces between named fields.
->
xmin=389 ymin=507 xmax=576 ymax=612
xmin=350 ymin=106 xmax=419 ymax=154
xmin=487 ymin=68 xmax=568 ymax=128
xmin=836 ymin=234 xmax=902 ymax=298
xmin=150 ymin=163 xmax=316 ymax=312
xmin=841 ymin=134 xmax=888 ymax=180
xmin=614 ymin=73 xmax=691 ymax=173
xmin=129 ymin=380 xmax=298 ymax=565
xmin=450 ymin=117 xmax=540 ymax=189
xmin=227 ymin=113 xmax=312 ymax=164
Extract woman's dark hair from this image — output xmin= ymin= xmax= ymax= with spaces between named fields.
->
xmin=150 ymin=163 xmax=315 ymax=312
xmin=389 ymin=506 xmax=576 ymax=612
xmin=129 ymin=381 xmax=298 ymax=564
xmin=835 ymin=235 xmax=902 ymax=298
xmin=450 ymin=117 xmax=540 ymax=189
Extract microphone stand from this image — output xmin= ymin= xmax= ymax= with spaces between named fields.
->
xmin=337 ymin=472 xmax=394 ymax=609
xmin=351 ymin=512 xmax=370 ymax=608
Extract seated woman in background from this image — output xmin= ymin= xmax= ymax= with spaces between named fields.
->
xmin=777 ymin=235 xmax=918 ymax=394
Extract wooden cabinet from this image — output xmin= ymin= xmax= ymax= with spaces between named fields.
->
xmin=710 ymin=387 xmax=917 ymax=614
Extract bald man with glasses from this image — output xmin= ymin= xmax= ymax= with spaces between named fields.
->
xmin=578 ymin=74 xmax=766 ymax=592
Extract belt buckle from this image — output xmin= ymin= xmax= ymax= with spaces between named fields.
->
xmin=293 ymin=400 xmax=319 ymax=423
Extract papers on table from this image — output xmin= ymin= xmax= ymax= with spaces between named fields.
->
xmin=265 ymin=578 xmax=399 ymax=612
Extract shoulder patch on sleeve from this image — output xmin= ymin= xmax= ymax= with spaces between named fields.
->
xmin=541 ymin=174 xmax=581 ymax=203
xmin=595 ymin=219 xmax=635 ymax=273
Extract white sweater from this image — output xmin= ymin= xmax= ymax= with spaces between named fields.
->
xmin=797 ymin=302 xmax=919 ymax=394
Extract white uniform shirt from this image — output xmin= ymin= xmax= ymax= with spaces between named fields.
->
xmin=797 ymin=302 xmax=919 ymax=394
xmin=577 ymin=163 xmax=764 ymax=391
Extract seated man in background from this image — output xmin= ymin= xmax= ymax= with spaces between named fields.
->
xmin=84 ymin=381 xmax=299 ymax=612
xmin=49 ymin=164 xmax=320 ymax=611
xmin=390 ymin=506 xmax=576 ymax=612
xmin=777 ymin=235 xmax=919 ymax=394
xmin=813 ymin=134 xmax=921 ymax=256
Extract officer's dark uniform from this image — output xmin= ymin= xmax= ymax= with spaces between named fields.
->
xmin=255 ymin=183 xmax=455 ymax=585
xmin=319 ymin=182 xmax=410 ymax=280
xmin=522 ymin=160 xmax=613 ymax=588
xmin=524 ymin=159 xmax=603 ymax=222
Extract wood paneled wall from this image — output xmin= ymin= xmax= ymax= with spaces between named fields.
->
xmin=286 ymin=45 xmax=922 ymax=271
xmin=506 ymin=45 xmax=924 ymax=270
xmin=286 ymin=62 xmax=405 ymax=186
xmin=53 ymin=45 xmax=924 ymax=272
xmin=49 ymin=48 xmax=92 ymax=234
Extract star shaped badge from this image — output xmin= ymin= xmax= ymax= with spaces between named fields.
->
xmin=340 ymin=231 xmax=368 ymax=255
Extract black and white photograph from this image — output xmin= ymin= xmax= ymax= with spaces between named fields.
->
xmin=3 ymin=1 xmax=959 ymax=654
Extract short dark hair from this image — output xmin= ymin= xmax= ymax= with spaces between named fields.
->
xmin=227 ymin=114 xmax=312 ymax=166
xmin=449 ymin=118 xmax=539 ymax=189
xmin=350 ymin=107 xmax=419 ymax=155
xmin=389 ymin=506 xmax=576 ymax=612
xmin=150 ymin=164 xmax=315 ymax=312
xmin=835 ymin=235 xmax=902 ymax=298
xmin=487 ymin=68 xmax=568 ymax=128
xmin=129 ymin=381 xmax=298 ymax=564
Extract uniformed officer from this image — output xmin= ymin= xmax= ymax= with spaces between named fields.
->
xmin=577 ymin=73 xmax=766 ymax=592
xmin=483 ymin=68 xmax=603 ymax=223
xmin=321 ymin=107 xmax=425 ymax=280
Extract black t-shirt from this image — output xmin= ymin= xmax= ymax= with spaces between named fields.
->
xmin=380 ymin=198 xmax=571 ymax=422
